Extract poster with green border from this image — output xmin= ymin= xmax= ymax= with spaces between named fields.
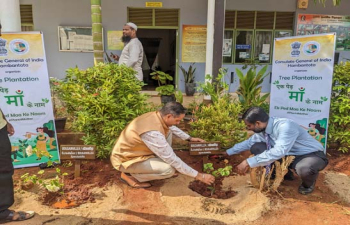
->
xmin=270 ymin=33 xmax=336 ymax=149
xmin=0 ymin=32 xmax=60 ymax=168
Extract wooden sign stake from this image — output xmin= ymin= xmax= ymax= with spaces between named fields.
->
xmin=189 ymin=141 xmax=221 ymax=155
xmin=60 ymin=145 xmax=96 ymax=179
xmin=74 ymin=160 xmax=81 ymax=178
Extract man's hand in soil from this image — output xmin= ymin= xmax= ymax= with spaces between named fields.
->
xmin=237 ymin=160 xmax=250 ymax=175
xmin=189 ymin=137 xmax=205 ymax=142
xmin=195 ymin=173 xmax=215 ymax=185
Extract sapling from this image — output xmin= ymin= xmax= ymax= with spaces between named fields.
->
xmin=207 ymin=184 xmax=216 ymax=196
xmin=212 ymin=166 xmax=232 ymax=177
xmin=203 ymin=163 xmax=214 ymax=173
xmin=20 ymin=168 xmax=68 ymax=193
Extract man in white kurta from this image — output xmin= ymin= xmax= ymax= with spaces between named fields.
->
xmin=111 ymin=22 xmax=144 ymax=81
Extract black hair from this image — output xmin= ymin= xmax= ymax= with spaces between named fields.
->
xmin=36 ymin=127 xmax=54 ymax=137
xmin=36 ymin=127 xmax=44 ymax=132
xmin=160 ymin=102 xmax=187 ymax=117
xmin=242 ymin=107 xmax=269 ymax=123
xmin=309 ymin=123 xmax=326 ymax=135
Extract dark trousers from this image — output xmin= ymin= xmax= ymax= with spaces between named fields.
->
xmin=0 ymin=125 xmax=14 ymax=219
xmin=251 ymin=142 xmax=328 ymax=187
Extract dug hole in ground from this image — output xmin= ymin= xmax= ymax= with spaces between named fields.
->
xmin=6 ymin=137 xmax=350 ymax=225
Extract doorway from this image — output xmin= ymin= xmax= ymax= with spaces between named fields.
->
xmin=137 ymin=29 xmax=177 ymax=90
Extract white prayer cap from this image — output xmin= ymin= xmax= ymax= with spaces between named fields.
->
xmin=125 ymin=22 xmax=137 ymax=31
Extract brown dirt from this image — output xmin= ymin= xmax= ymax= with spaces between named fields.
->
xmin=8 ymin=147 xmax=350 ymax=225
xmin=12 ymin=159 xmax=117 ymax=209
xmin=189 ymin=154 xmax=238 ymax=199
xmin=327 ymin=148 xmax=350 ymax=176
xmin=189 ymin=178 xmax=237 ymax=199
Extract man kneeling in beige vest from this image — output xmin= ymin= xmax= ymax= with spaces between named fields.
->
xmin=110 ymin=102 xmax=215 ymax=188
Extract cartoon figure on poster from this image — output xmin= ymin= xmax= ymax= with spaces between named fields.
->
xmin=9 ymin=120 xmax=58 ymax=163
xmin=25 ymin=126 xmax=56 ymax=160
xmin=302 ymin=118 xmax=327 ymax=148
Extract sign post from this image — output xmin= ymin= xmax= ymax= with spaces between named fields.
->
xmin=270 ymin=33 xmax=336 ymax=151
xmin=60 ymin=145 xmax=96 ymax=178
xmin=0 ymin=32 xmax=60 ymax=168
xmin=189 ymin=142 xmax=221 ymax=156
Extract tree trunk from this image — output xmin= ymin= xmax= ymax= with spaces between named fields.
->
xmin=91 ymin=0 xmax=104 ymax=65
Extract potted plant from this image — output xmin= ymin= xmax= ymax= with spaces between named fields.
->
xmin=151 ymin=71 xmax=176 ymax=104
xmin=179 ymin=63 xmax=196 ymax=96
xmin=235 ymin=65 xmax=270 ymax=112
xmin=49 ymin=77 xmax=68 ymax=133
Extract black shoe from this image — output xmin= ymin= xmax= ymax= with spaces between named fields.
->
xmin=298 ymin=182 xmax=315 ymax=195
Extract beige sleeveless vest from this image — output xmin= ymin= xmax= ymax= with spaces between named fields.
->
xmin=110 ymin=111 xmax=169 ymax=169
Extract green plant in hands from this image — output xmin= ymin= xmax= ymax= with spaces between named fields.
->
xmin=197 ymin=68 xmax=230 ymax=103
xmin=151 ymin=71 xmax=175 ymax=96
xmin=203 ymin=163 xmax=214 ymax=173
xmin=236 ymin=65 xmax=270 ymax=111
xmin=212 ymin=166 xmax=233 ymax=177
xmin=328 ymin=62 xmax=350 ymax=153
xmin=213 ymin=166 xmax=232 ymax=177
xmin=59 ymin=63 xmax=151 ymax=158
xmin=190 ymin=98 xmax=247 ymax=148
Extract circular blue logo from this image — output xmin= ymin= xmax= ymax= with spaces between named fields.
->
xmin=9 ymin=39 xmax=30 ymax=55
xmin=303 ymin=41 xmax=320 ymax=56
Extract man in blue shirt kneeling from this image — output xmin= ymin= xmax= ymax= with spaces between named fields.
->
xmin=225 ymin=107 xmax=328 ymax=195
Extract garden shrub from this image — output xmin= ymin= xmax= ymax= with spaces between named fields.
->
xmin=58 ymin=63 xmax=151 ymax=158
xmin=189 ymin=98 xmax=247 ymax=148
xmin=328 ymin=61 xmax=350 ymax=153
xmin=197 ymin=68 xmax=231 ymax=103
xmin=236 ymin=65 xmax=270 ymax=112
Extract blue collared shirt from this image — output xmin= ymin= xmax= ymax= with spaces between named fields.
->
xmin=226 ymin=117 xmax=325 ymax=168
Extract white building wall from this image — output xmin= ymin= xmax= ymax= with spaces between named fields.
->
xmin=16 ymin=0 xmax=350 ymax=92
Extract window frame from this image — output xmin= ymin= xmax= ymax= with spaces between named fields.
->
xmin=254 ymin=29 xmax=273 ymax=64
xmin=223 ymin=29 xmax=235 ymax=64
xmin=234 ymin=29 xmax=254 ymax=64
xmin=223 ymin=10 xmax=294 ymax=65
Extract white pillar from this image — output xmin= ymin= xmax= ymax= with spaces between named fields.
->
xmin=0 ymin=0 xmax=21 ymax=32
xmin=204 ymin=0 xmax=215 ymax=100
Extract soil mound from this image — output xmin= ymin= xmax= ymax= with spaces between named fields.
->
xmin=325 ymin=171 xmax=350 ymax=204
xmin=189 ymin=178 xmax=237 ymax=199
xmin=160 ymin=174 xmax=270 ymax=224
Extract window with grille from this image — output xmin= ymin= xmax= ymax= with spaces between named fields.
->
xmin=20 ymin=5 xmax=34 ymax=31
xmin=224 ymin=11 xmax=295 ymax=64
